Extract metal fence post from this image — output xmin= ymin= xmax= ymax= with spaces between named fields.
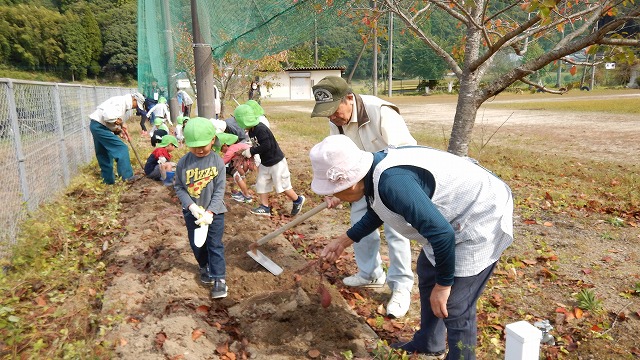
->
xmin=79 ymin=86 xmax=91 ymax=162
xmin=6 ymin=80 xmax=30 ymax=209
xmin=53 ymin=84 xmax=70 ymax=185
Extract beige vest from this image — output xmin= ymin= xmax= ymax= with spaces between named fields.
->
xmin=370 ymin=147 xmax=514 ymax=277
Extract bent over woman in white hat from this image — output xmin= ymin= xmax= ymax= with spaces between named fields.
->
xmin=309 ymin=135 xmax=514 ymax=360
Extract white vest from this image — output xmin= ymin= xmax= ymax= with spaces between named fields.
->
xmin=370 ymin=147 xmax=514 ymax=277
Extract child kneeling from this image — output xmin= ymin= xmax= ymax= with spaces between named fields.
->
xmin=144 ymin=134 xmax=178 ymax=183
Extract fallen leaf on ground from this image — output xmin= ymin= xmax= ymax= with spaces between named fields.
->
xmin=155 ymin=332 xmax=167 ymax=348
xmin=216 ymin=342 xmax=229 ymax=355
xmin=192 ymin=328 xmax=205 ymax=341
xmin=543 ymin=221 xmax=553 ymax=227
xmin=195 ymin=305 xmax=209 ymax=314
xmin=574 ymin=308 xmax=583 ymax=319
xmin=34 ymin=296 xmax=46 ymax=306
xmin=308 ymin=349 xmax=321 ymax=358
xmin=581 ymin=268 xmax=592 ymax=275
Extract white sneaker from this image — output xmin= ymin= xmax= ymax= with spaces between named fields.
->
xmin=386 ymin=288 xmax=411 ymax=318
xmin=343 ymin=273 xmax=386 ymax=288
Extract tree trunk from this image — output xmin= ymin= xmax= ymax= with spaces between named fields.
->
xmin=627 ymin=63 xmax=639 ymax=88
xmin=447 ymin=75 xmax=481 ymax=156
xmin=447 ymin=5 xmax=484 ymax=157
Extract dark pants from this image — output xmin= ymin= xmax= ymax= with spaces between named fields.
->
xmin=183 ymin=209 xmax=226 ymax=279
xmin=90 ymin=120 xmax=133 ymax=184
xmin=413 ymin=251 xmax=496 ymax=360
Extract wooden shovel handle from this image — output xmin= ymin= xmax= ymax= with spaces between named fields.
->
xmin=255 ymin=202 xmax=328 ymax=246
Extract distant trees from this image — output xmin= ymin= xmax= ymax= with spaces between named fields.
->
xmin=0 ymin=0 xmax=137 ymax=81
xmin=0 ymin=5 xmax=65 ymax=70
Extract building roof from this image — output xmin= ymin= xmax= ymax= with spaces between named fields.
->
xmin=285 ymin=66 xmax=346 ymax=72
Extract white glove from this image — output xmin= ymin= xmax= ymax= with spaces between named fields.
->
xmin=242 ymin=148 xmax=252 ymax=158
xmin=188 ymin=204 xmax=205 ymax=219
xmin=195 ymin=211 xmax=213 ymax=226
xmin=158 ymin=156 xmax=167 ymax=164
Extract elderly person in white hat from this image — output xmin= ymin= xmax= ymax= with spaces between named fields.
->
xmin=89 ymin=92 xmax=145 ymax=184
xmin=310 ymin=135 xmax=514 ymax=360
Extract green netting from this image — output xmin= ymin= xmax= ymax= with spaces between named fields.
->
xmin=137 ymin=0 xmax=350 ymax=99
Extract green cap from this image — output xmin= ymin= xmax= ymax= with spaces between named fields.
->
xmin=234 ymin=104 xmax=259 ymax=129
xmin=153 ymin=117 xmax=163 ymax=126
xmin=159 ymin=96 xmax=167 ymax=104
xmin=177 ymin=116 xmax=188 ymax=125
xmin=311 ymin=76 xmax=350 ymax=117
xmin=246 ymin=99 xmax=264 ymax=117
xmin=184 ymin=117 xmax=216 ymax=147
xmin=214 ymin=132 xmax=239 ymax=151
xmin=158 ymin=135 xmax=178 ymax=148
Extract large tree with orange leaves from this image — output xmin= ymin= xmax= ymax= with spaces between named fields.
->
xmin=362 ymin=0 xmax=639 ymax=156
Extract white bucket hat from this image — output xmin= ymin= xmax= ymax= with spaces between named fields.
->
xmin=309 ymin=135 xmax=373 ymax=195
xmin=132 ymin=92 xmax=145 ymax=110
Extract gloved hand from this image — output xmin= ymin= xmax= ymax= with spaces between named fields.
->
xmin=188 ymin=204 xmax=205 ymax=219
xmin=158 ymin=156 xmax=167 ymax=164
xmin=195 ymin=211 xmax=214 ymax=226
xmin=241 ymin=148 xmax=252 ymax=158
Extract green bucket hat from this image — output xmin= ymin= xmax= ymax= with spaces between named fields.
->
xmin=234 ymin=104 xmax=259 ymax=129
xmin=214 ymin=132 xmax=239 ymax=152
xmin=246 ymin=100 xmax=264 ymax=117
xmin=183 ymin=117 xmax=216 ymax=147
xmin=153 ymin=117 xmax=163 ymax=126
xmin=177 ymin=116 xmax=188 ymax=125
xmin=158 ymin=135 xmax=178 ymax=148
xmin=311 ymin=76 xmax=350 ymax=117
xmin=159 ymin=96 xmax=167 ymax=104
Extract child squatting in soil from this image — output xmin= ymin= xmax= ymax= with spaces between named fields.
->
xmin=216 ymin=132 xmax=255 ymax=203
xmin=143 ymin=134 xmax=178 ymax=182
xmin=174 ymin=117 xmax=228 ymax=299
xmin=233 ymin=103 xmax=305 ymax=216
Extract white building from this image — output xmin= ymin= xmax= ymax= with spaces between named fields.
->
xmin=260 ymin=67 xmax=345 ymax=100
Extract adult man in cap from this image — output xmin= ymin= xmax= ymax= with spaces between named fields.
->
xmin=89 ymin=92 xmax=145 ymax=184
xmin=310 ymin=76 xmax=417 ymax=318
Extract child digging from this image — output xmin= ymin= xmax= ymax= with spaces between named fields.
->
xmin=144 ymin=134 xmax=178 ymax=183
xmin=233 ymin=104 xmax=305 ymax=216
xmin=174 ymin=117 xmax=228 ymax=299
xmin=217 ymin=132 xmax=254 ymax=203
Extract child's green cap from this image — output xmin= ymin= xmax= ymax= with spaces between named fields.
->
xmin=214 ymin=132 xmax=239 ymax=151
xmin=184 ymin=117 xmax=216 ymax=147
xmin=246 ymin=100 xmax=264 ymax=117
xmin=177 ymin=116 xmax=188 ymax=125
xmin=159 ymin=96 xmax=167 ymax=104
xmin=154 ymin=117 xmax=163 ymax=126
xmin=234 ymin=104 xmax=259 ymax=129
xmin=158 ymin=135 xmax=178 ymax=148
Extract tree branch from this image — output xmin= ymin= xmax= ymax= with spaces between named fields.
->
xmin=597 ymin=38 xmax=640 ymax=46
xmin=519 ymin=77 xmax=568 ymax=94
xmin=385 ymin=0 xmax=463 ymax=76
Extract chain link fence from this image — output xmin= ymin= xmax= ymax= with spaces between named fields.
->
xmin=0 ymin=79 xmax=135 ymax=257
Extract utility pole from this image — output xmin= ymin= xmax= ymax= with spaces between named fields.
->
xmin=314 ymin=17 xmax=318 ymax=67
xmin=387 ymin=11 xmax=393 ymax=97
xmin=372 ymin=0 xmax=378 ymax=96
xmin=191 ymin=0 xmax=215 ymax=118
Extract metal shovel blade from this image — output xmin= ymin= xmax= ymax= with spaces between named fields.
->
xmin=194 ymin=225 xmax=208 ymax=248
xmin=246 ymin=250 xmax=283 ymax=276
